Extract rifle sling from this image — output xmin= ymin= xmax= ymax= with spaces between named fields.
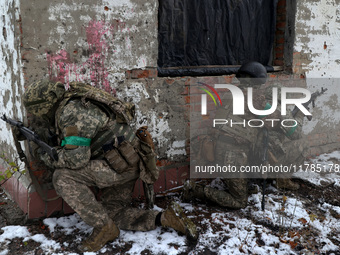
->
xmin=12 ymin=134 xmax=60 ymax=202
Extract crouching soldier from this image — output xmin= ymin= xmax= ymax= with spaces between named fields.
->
xmin=183 ymin=61 xmax=271 ymax=208
xmin=21 ymin=80 xmax=197 ymax=252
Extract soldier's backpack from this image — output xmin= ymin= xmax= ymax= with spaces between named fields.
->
xmin=55 ymin=82 xmax=159 ymax=192
xmin=61 ymin=82 xmax=135 ymax=124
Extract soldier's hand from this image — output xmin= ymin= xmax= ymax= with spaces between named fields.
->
xmin=35 ymin=147 xmax=47 ymax=161
xmin=11 ymin=126 xmax=26 ymax=141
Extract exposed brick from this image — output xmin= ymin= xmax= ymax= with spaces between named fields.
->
xmin=275 ymin=45 xmax=284 ymax=52
xmin=277 ymin=0 xmax=286 ymax=8
xmin=276 ymin=14 xmax=286 ymax=22
xmin=181 ymin=86 xmax=189 ymax=95
xmin=125 ymin=70 xmax=131 ymax=79
xmin=192 ymin=104 xmax=202 ymax=113
xmin=275 ymin=52 xmax=284 ymax=59
xmin=190 ymin=86 xmax=204 ymax=95
xmin=223 ymin=75 xmax=234 ymax=83
xmin=278 ymin=74 xmax=291 ymax=81
xmin=201 ymin=115 xmax=210 ymax=121
xmin=276 ymin=30 xmax=285 ymax=36
xmin=294 ymin=60 xmax=302 ymax=66
xmin=126 ymin=68 xmax=158 ymax=79
xmin=165 ymin=78 xmax=175 ymax=85
xmin=276 ymin=22 xmax=286 ymax=28
xmin=276 ymin=37 xmax=285 ymax=44
xmin=274 ymin=60 xmax=284 ymax=66
xmin=293 ymin=74 xmax=303 ymax=80
xmin=206 ymin=101 xmax=216 ymax=111
xmin=190 ymin=95 xmax=202 ymax=104
xmin=184 ymin=78 xmax=191 ymax=86
xmin=293 ymin=66 xmax=302 ymax=74
xmin=269 ymin=74 xmax=278 ymax=79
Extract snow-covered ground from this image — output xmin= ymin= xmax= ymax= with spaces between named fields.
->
xmin=293 ymin=150 xmax=340 ymax=188
xmin=0 ymin=152 xmax=339 ymax=255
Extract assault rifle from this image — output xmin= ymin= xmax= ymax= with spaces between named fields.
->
xmin=291 ymin=87 xmax=328 ymax=121
xmin=1 ymin=114 xmax=58 ymax=161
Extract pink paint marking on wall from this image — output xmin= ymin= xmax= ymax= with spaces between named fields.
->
xmin=46 ymin=20 xmax=127 ymax=94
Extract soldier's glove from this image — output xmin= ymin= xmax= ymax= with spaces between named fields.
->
xmin=136 ymin=126 xmax=155 ymax=151
xmin=11 ymin=126 xmax=26 ymax=141
xmin=35 ymin=147 xmax=46 ymax=160
xmin=35 ymin=147 xmax=54 ymax=169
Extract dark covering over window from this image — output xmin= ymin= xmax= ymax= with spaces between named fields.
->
xmin=158 ymin=0 xmax=278 ymax=72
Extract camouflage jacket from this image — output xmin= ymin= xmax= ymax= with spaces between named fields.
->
xmin=41 ymin=99 xmax=109 ymax=169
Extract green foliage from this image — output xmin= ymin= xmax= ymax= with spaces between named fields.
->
xmin=0 ymin=152 xmax=25 ymax=184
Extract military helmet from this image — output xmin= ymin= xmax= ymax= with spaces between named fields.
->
xmin=23 ymin=80 xmax=65 ymax=117
xmin=236 ymin=61 xmax=267 ymax=86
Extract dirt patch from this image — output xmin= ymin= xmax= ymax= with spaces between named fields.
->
xmin=293 ymin=179 xmax=340 ymax=206
xmin=0 ymin=188 xmax=26 ymax=227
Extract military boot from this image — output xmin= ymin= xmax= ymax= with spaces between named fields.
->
xmin=182 ymin=180 xmax=205 ymax=202
xmin=276 ymin=178 xmax=300 ymax=191
xmin=161 ymin=201 xmax=198 ymax=241
xmin=78 ymin=218 xmax=120 ymax=252
xmin=247 ymin=183 xmax=260 ymax=195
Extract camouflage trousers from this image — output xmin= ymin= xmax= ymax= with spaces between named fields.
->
xmin=275 ymin=138 xmax=308 ymax=166
xmin=204 ymin=133 xmax=248 ymax=209
xmin=203 ymin=178 xmax=248 ymax=209
xmin=53 ymin=160 xmax=159 ymax=231
xmin=267 ymin=134 xmax=309 ymax=179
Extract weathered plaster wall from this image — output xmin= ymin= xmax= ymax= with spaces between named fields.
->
xmin=19 ymin=0 xmax=187 ymax=161
xmin=295 ymin=0 xmax=340 ymax=78
xmin=17 ymin=0 xmax=340 ymax=161
xmin=295 ymin=0 xmax=340 ymax=139
xmin=0 ymin=0 xmax=25 ymax=160
xmin=22 ymin=0 xmax=158 ymax=85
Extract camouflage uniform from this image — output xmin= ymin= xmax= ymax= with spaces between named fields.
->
xmin=253 ymin=85 xmax=308 ymax=169
xmin=185 ymin=90 xmax=258 ymax=209
xmin=185 ymin=62 xmax=277 ymax=208
xmin=37 ymin=99 xmax=159 ymax=230
xmin=23 ymin=81 xmax=198 ymax=252
xmin=204 ymin=89 xmax=263 ymax=208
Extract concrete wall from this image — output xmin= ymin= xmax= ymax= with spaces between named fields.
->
xmin=294 ymin=0 xmax=340 ymax=154
xmin=295 ymin=0 xmax=340 ymax=78
xmin=0 ymin=0 xmax=25 ymax=161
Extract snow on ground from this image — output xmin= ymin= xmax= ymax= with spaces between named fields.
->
xmin=293 ymin=150 xmax=340 ymax=187
xmin=0 ymin=152 xmax=340 ymax=255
